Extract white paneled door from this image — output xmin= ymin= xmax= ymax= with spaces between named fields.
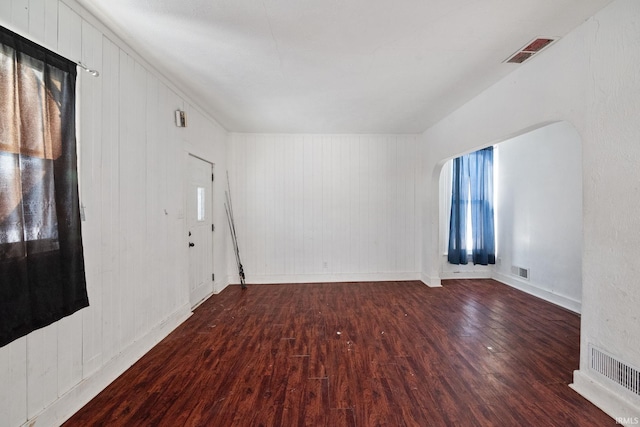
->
xmin=187 ymin=155 xmax=214 ymax=308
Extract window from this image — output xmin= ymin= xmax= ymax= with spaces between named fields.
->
xmin=0 ymin=26 xmax=89 ymax=347
xmin=197 ymin=187 xmax=206 ymax=221
xmin=447 ymin=146 xmax=496 ymax=265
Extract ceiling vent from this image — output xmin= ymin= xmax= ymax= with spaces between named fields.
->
xmin=505 ymin=37 xmax=557 ymax=64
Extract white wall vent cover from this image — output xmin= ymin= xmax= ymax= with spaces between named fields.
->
xmin=511 ymin=265 xmax=530 ymax=280
xmin=590 ymin=345 xmax=640 ymax=398
xmin=505 ymin=37 xmax=557 ymax=63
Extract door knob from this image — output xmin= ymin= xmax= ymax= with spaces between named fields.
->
xmin=189 ymin=242 xmax=195 ymax=247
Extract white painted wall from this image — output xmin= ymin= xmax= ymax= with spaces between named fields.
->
xmin=436 ymin=122 xmax=583 ymax=306
xmin=0 ymin=1 xmax=228 ymax=426
xmin=420 ymin=0 xmax=640 ymax=419
xmin=493 ymin=122 xmax=583 ymax=312
xmin=228 ymin=133 xmax=421 ymax=284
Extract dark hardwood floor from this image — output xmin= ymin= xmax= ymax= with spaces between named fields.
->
xmin=64 ymin=279 xmax=615 ymax=426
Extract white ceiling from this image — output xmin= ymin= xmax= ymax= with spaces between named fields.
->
xmin=77 ymin=0 xmax=612 ymax=134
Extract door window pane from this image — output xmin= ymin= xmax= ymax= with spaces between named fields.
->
xmin=197 ymin=187 xmax=205 ymax=221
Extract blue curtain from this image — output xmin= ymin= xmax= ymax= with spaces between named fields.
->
xmin=469 ymin=147 xmax=495 ymax=265
xmin=447 ymin=156 xmax=469 ymax=264
xmin=448 ymin=147 xmax=495 ymax=265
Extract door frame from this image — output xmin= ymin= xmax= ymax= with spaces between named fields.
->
xmin=186 ymin=153 xmax=215 ymax=309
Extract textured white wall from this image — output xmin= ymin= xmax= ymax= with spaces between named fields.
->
xmin=493 ymin=122 xmax=583 ymax=312
xmin=421 ymin=0 xmax=640 ymax=418
xmin=577 ymin=0 xmax=640 ymax=417
xmin=0 ymin=1 xmax=228 ymax=426
xmin=228 ymin=133 xmax=421 ymax=284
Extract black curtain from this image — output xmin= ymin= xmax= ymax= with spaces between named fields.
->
xmin=0 ymin=26 xmax=88 ymax=347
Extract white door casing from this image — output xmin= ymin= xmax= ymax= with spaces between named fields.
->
xmin=187 ymin=155 xmax=214 ymax=308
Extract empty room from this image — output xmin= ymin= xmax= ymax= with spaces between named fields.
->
xmin=1 ymin=0 xmax=639 ymax=426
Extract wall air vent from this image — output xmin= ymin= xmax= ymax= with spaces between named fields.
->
xmin=505 ymin=37 xmax=557 ymax=64
xmin=511 ymin=265 xmax=529 ymax=280
xmin=590 ymin=345 xmax=640 ymax=398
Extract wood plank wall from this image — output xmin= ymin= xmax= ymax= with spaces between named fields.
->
xmin=228 ymin=134 xmax=421 ymax=284
xmin=0 ymin=1 xmax=229 ymax=426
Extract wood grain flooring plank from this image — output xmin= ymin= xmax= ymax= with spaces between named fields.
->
xmin=64 ymin=280 xmax=616 ymax=426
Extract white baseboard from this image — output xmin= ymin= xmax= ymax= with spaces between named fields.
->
xmin=420 ymin=273 xmax=442 ymax=287
xmin=212 ymin=277 xmax=231 ymax=294
xmin=228 ymin=272 xmax=422 ymax=285
xmin=570 ymin=370 xmax=640 ymax=425
xmin=492 ymin=271 xmax=581 ymax=313
xmin=438 ymin=255 xmax=493 ymax=280
xmin=213 ymin=283 xmax=226 ymax=294
xmin=190 ymin=283 xmax=213 ymax=308
xmin=25 ymin=304 xmax=192 ymax=427
xmin=440 ymin=270 xmax=493 ymax=280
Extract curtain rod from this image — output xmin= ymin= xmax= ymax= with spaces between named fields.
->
xmin=76 ymin=61 xmax=100 ymax=77
xmin=1 ymin=23 xmax=100 ymax=78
